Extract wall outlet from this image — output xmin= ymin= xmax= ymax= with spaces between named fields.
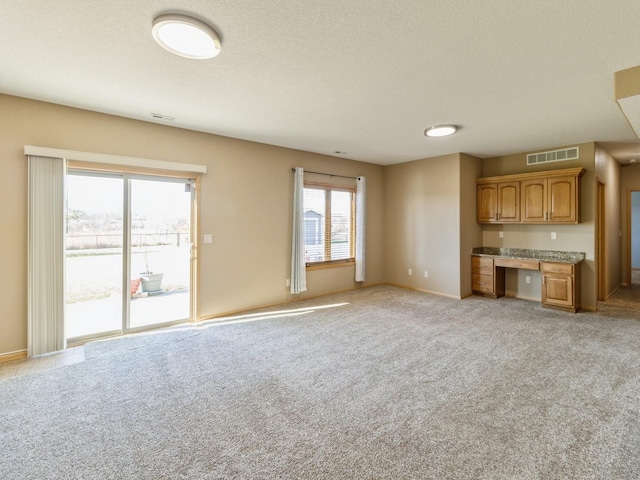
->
xmin=408 ymin=269 xmax=412 ymax=276
xmin=526 ymin=276 xmax=531 ymax=284
xmin=551 ymin=232 xmax=557 ymax=240
xmin=498 ymin=231 xmax=504 ymax=238
xmin=286 ymin=279 xmax=290 ymax=287
xmin=424 ymin=271 xmax=429 ymax=278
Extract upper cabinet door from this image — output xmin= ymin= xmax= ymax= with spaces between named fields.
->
xmin=547 ymin=176 xmax=577 ymax=223
xmin=476 ymin=167 xmax=584 ymax=225
xmin=477 ymin=183 xmax=497 ymax=223
xmin=521 ymin=178 xmax=547 ymax=223
xmin=497 ymin=182 xmax=520 ymax=222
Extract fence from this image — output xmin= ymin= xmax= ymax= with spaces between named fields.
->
xmin=66 ymin=232 xmax=190 ymax=250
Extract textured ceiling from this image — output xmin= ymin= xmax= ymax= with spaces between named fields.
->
xmin=2 ymin=0 xmax=640 ymax=165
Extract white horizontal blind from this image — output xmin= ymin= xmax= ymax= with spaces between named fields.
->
xmin=330 ymin=190 xmax=353 ymax=260
xmin=303 ymin=188 xmax=326 ymax=262
xmin=303 ymin=186 xmax=354 ymax=264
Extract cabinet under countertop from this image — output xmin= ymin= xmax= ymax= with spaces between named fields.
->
xmin=471 ymin=247 xmax=585 ymax=312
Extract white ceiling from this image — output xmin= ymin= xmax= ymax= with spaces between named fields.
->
xmin=2 ymin=0 xmax=640 ymax=165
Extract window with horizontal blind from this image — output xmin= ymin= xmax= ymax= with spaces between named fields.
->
xmin=303 ymin=184 xmax=355 ymax=266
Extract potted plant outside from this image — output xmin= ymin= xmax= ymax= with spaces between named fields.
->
xmin=140 ymin=240 xmax=163 ymax=293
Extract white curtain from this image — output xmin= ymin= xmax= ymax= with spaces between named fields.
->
xmin=355 ymin=176 xmax=366 ymax=282
xmin=290 ymin=167 xmax=307 ymax=294
xmin=28 ymin=155 xmax=66 ymax=356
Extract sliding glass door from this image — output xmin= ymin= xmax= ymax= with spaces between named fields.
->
xmin=66 ymin=173 xmax=124 ymax=339
xmin=129 ymin=178 xmax=192 ymax=329
xmin=65 ymin=171 xmax=194 ymax=342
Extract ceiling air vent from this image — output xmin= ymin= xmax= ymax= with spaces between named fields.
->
xmin=526 ymin=147 xmax=579 ymax=166
xmin=150 ymin=113 xmax=175 ymax=121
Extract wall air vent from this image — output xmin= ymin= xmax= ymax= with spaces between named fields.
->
xmin=526 ymin=147 xmax=579 ymax=166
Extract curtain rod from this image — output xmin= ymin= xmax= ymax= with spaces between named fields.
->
xmin=291 ymin=168 xmax=358 ymax=180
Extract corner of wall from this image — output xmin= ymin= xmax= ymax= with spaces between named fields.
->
xmin=459 ymin=154 xmax=483 ymax=297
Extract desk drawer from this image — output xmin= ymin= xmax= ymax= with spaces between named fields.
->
xmin=494 ymin=258 xmax=539 ymax=270
xmin=472 ymin=274 xmax=494 ymax=293
xmin=471 ymin=256 xmax=493 ymax=274
xmin=541 ymin=262 xmax=573 ymax=275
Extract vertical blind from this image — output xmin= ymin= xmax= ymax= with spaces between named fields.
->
xmin=28 ymin=155 xmax=66 ymax=356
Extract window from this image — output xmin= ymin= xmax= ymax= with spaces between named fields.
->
xmin=303 ymin=184 xmax=355 ymax=266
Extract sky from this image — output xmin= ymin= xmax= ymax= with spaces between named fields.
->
xmin=67 ymin=174 xmax=191 ymax=222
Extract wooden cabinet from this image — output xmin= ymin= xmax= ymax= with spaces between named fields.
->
xmin=472 ymin=254 xmax=582 ymax=313
xmin=477 ymin=168 xmax=584 ymax=224
xmin=471 ymin=256 xmax=504 ymax=298
xmin=497 ymin=182 xmax=520 ymax=222
xmin=477 ymin=184 xmax=497 ymax=223
xmin=477 ymin=182 xmax=520 ymax=223
xmin=521 ymin=175 xmax=578 ymax=223
xmin=547 ymin=175 xmax=578 ymax=223
xmin=541 ymin=262 xmax=581 ymax=312
xmin=520 ymin=178 xmax=546 ymax=223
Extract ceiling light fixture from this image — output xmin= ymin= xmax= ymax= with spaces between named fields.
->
xmin=424 ymin=125 xmax=458 ymax=137
xmin=152 ymin=14 xmax=221 ymax=59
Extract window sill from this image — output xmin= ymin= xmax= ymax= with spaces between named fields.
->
xmin=306 ymin=260 xmax=355 ymax=271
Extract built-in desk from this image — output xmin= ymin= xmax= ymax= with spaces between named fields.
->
xmin=471 ymin=247 xmax=585 ymax=313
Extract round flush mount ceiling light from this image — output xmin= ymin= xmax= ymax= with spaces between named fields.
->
xmin=424 ymin=125 xmax=458 ymax=137
xmin=152 ymin=14 xmax=221 ymax=59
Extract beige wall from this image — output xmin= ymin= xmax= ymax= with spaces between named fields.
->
xmin=384 ymin=153 xmax=473 ymax=298
xmin=0 ymin=94 xmax=385 ymax=355
xmin=1 ymin=93 xmax=622 ymax=356
xmin=620 ymin=163 xmax=640 ymax=284
xmin=480 ymin=143 xmax=597 ymax=309
xmin=459 ymin=154 xmax=484 ymax=297
xmin=595 ymin=145 xmax=622 ymax=298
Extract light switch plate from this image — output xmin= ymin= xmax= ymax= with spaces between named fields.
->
xmin=204 ymin=234 xmax=213 ymax=244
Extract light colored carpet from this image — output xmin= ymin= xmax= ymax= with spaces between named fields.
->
xmin=2 ymin=285 xmax=640 ymax=479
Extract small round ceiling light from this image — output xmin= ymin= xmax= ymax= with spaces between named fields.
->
xmin=152 ymin=14 xmax=221 ymax=59
xmin=424 ymin=125 xmax=458 ymax=137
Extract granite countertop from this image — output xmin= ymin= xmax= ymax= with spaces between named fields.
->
xmin=472 ymin=247 xmax=585 ymax=264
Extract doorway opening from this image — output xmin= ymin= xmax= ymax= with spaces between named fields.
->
xmin=630 ymin=190 xmax=640 ymax=286
xmin=597 ymin=180 xmax=606 ymax=300
xmin=65 ymin=171 xmax=195 ymax=342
